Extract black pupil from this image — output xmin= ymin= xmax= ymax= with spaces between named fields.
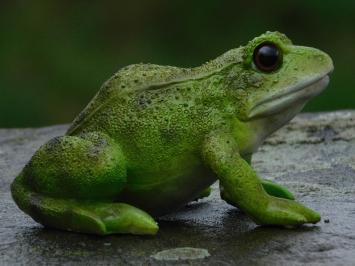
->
xmin=253 ymin=43 xmax=280 ymax=72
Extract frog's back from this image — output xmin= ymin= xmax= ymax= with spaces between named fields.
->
xmin=66 ymin=63 xmax=188 ymax=135
xmin=67 ymin=49 xmax=240 ymax=135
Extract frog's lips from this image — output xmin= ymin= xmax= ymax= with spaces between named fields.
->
xmin=248 ymin=74 xmax=330 ymax=119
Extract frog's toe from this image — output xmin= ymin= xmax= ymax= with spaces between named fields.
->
xmin=261 ymin=179 xmax=295 ymax=200
xmin=253 ymin=197 xmax=321 ymax=226
xmin=301 ymin=207 xmax=321 ymax=224
xmin=101 ymin=203 xmax=159 ymax=235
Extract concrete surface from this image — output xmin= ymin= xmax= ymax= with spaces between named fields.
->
xmin=1 ymin=111 xmax=355 ymax=265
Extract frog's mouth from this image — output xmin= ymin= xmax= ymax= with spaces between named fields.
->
xmin=248 ymin=73 xmax=331 ymax=119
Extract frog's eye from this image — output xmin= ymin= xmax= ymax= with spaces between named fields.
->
xmin=253 ymin=42 xmax=282 ymax=73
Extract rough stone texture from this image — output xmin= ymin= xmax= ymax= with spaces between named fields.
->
xmin=1 ymin=111 xmax=355 ymax=266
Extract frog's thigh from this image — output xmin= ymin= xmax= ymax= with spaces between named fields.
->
xmin=26 ymin=132 xmax=126 ymax=199
xmin=17 ymin=132 xmax=158 ymax=235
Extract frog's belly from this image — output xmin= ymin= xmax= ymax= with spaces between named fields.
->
xmin=117 ymin=167 xmax=217 ymax=217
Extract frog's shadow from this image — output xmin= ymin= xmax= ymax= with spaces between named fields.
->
xmin=158 ymin=204 xmax=320 ymax=239
xmin=15 ymin=200 xmax=320 ymax=254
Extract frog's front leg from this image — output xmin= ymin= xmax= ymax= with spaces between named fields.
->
xmin=11 ymin=132 xmax=158 ymax=235
xmin=241 ymin=154 xmax=295 ymax=200
xmin=220 ymin=179 xmax=295 ymax=206
xmin=202 ymin=131 xmax=320 ymax=226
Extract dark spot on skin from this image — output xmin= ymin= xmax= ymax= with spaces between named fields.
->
xmin=95 ymin=137 xmax=108 ymax=147
xmin=138 ymin=97 xmax=146 ymax=107
xmin=46 ymin=137 xmax=62 ymax=153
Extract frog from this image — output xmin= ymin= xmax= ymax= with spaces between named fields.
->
xmin=11 ymin=31 xmax=333 ymax=235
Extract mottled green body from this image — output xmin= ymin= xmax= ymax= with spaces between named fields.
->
xmin=68 ymin=60 xmax=244 ymax=215
xmin=11 ymin=32 xmax=333 ymax=235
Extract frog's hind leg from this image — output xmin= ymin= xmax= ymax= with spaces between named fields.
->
xmin=11 ymin=132 xmax=158 ymax=235
xmin=12 ymin=174 xmax=158 ymax=235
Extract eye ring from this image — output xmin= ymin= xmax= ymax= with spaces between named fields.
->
xmin=253 ymin=42 xmax=282 ymax=73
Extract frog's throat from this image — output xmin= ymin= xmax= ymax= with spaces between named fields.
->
xmin=248 ymin=73 xmax=331 ymax=120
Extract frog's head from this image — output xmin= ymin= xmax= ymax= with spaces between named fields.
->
xmin=228 ymin=31 xmax=333 ymax=129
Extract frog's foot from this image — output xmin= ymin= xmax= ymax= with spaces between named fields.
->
xmin=193 ymin=186 xmax=212 ymax=201
xmin=252 ymin=196 xmax=321 ymax=226
xmin=220 ymin=177 xmax=319 ymax=226
xmin=220 ymin=179 xmax=295 ymax=208
xmin=62 ymin=201 xmax=158 ymax=235
xmin=261 ymin=179 xmax=295 ymax=200
xmin=11 ymin=174 xmax=158 ymax=235
xmin=220 ymin=183 xmax=319 ymax=226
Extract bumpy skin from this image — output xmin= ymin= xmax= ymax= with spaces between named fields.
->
xmin=11 ymin=32 xmax=333 ymax=235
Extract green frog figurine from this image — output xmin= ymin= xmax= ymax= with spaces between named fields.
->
xmin=11 ymin=32 xmax=333 ymax=235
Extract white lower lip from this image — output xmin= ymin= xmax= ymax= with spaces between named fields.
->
xmin=248 ymin=75 xmax=330 ymax=119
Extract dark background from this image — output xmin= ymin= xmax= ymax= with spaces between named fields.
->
xmin=1 ymin=0 xmax=354 ymax=127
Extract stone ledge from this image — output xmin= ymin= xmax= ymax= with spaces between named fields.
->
xmin=1 ymin=111 xmax=355 ymax=265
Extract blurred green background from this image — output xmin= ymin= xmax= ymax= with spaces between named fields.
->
xmin=0 ymin=1 xmax=354 ymax=127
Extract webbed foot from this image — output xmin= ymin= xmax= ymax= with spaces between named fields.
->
xmin=252 ymin=196 xmax=320 ymax=226
xmin=71 ymin=202 xmax=159 ymax=235
xmin=220 ymin=179 xmax=295 ymax=208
